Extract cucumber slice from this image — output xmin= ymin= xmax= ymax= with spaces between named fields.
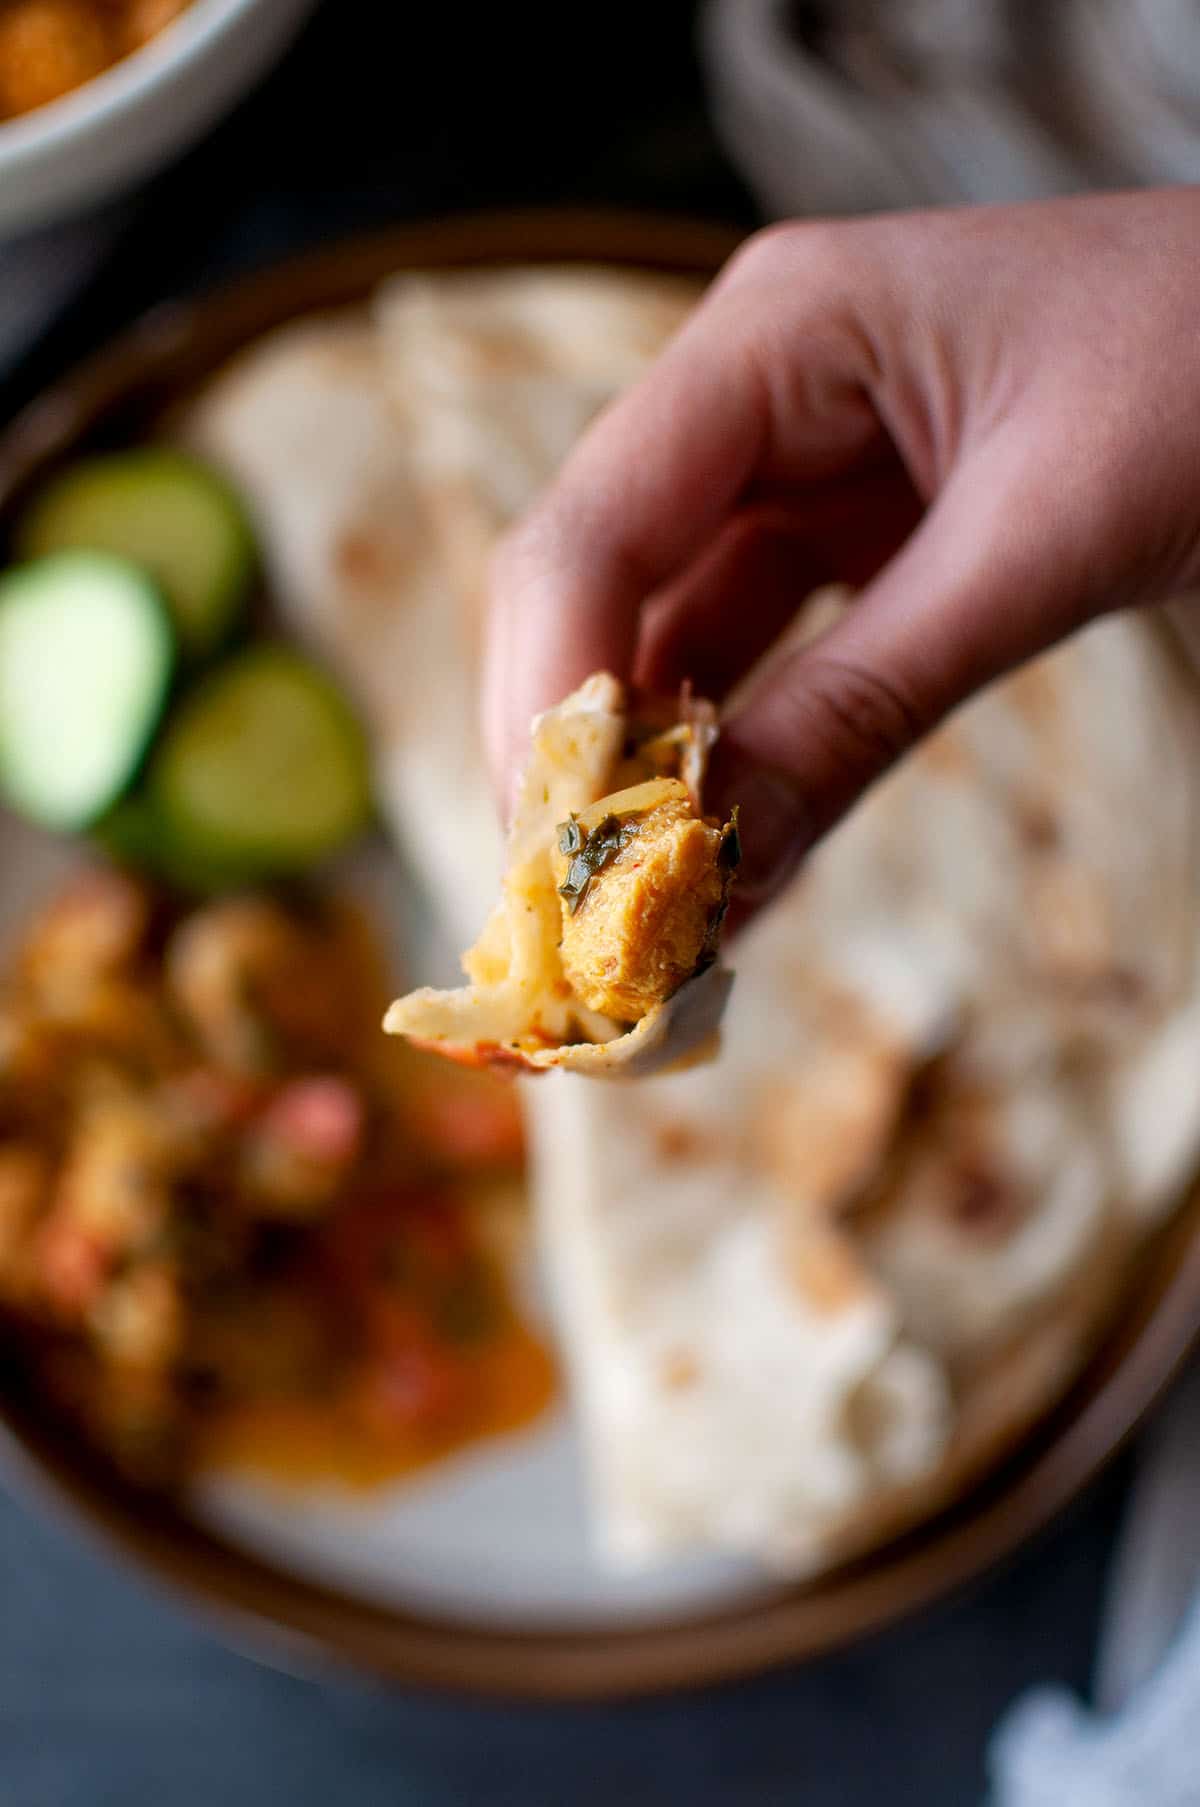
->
xmin=19 ymin=450 xmax=255 ymax=660
xmin=150 ymin=647 xmax=371 ymax=881
xmin=0 ymin=552 xmax=175 ymax=831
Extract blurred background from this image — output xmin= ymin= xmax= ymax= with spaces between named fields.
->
xmin=2 ymin=2 xmax=1200 ymax=1803
xmin=0 ymin=1 xmax=752 ymax=407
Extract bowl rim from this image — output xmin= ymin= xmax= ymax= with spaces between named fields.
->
xmin=0 ymin=0 xmax=270 ymax=162
xmin=0 ymin=207 xmax=1198 ymax=1701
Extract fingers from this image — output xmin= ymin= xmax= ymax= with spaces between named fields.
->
xmin=708 ymin=430 xmax=1094 ymax=905
xmin=482 ymin=308 xmax=764 ymax=807
xmin=636 ymin=463 xmax=923 ymax=699
xmin=633 ymin=506 xmax=838 ymax=702
xmin=483 ymin=228 xmax=885 ymax=811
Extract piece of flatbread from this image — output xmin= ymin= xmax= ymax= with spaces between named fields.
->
xmin=184 ymin=269 xmax=699 ymax=950
xmin=372 ymin=266 xmax=697 ymax=621
xmin=525 ymin=610 xmax=1200 ymax=1567
xmin=383 ymin=672 xmax=735 ymax=1077
xmin=180 ymin=312 xmax=503 ymax=948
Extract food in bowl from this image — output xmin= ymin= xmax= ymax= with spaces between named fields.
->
xmin=384 ymin=673 xmax=739 ymax=1076
xmin=0 ymin=867 xmax=551 ymax=1484
xmin=0 ymin=0 xmax=190 ymax=120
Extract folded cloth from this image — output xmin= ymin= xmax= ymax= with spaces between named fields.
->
xmin=988 ymin=1357 xmax=1200 ymax=1803
xmin=701 ymin=0 xmax=1200 ymax=215
xmin=988 ymin=1589 xmax=1200 ymax=1807
xmin=1094 ymin=1359 xmax=1200 ymax=1715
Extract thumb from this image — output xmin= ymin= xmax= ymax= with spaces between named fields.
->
xmin=707 ymin=442 xmax=1093 ymax=906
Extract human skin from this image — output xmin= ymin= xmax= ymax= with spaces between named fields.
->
xmin=484 ymin=189 xmax=1200 ymax=914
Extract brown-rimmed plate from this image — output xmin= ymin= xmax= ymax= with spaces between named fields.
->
xmin=0 ymin=211 xmax=1199 ymax=1701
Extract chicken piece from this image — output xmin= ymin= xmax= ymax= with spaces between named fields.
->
xmin=166 ymin=899 xmax=298 ymax=1072
xmin=555 ymin=780 xmax=737 ymax=1024
xmin=166 ymin=897 xmax=367 ymax=1073
xmin=17 ymin=869 xmax=150 ymax=1020
xmin=51 ymin=1095 xmax=178 ymax=1261
xmin=87 ymin=1262 xmax=182 ymax=1372
xmin=383 ymin=676 xmax=737 ymax=1075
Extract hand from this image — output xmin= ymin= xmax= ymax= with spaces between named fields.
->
xmin=484 ymin=189 xmax=1200 ymax=912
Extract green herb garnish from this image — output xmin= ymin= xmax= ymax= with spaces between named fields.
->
xmin=555 ymin=811 xmax=642 ymax=914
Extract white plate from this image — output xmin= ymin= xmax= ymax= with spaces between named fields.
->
xmin=193 ymin=1407 xmax=767 ymax=1630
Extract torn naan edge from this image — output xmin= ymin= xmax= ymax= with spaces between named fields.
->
xmin=384 ymin=674 xmax=738 ymax=1076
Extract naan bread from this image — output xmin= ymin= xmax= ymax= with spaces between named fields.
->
xmin=178 ymin=268 xmax=1200 ymax=1576
xmin=180 ymin=313 xmax=502 ymax=947
xmin=183 ymin=269 xmax=698 ymax=949
xmin=372 ymin=267 xmax=696 ymax=620
xmin=526 ymin=609 xmax=1200 ymax=1567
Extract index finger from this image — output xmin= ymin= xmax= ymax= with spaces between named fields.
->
xmin=482 ymin=228 xmax=884 ymax=809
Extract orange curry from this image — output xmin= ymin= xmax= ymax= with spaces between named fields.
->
xmin=0 ymin=0 xmax=190 ymax=120
xmin=0 ymin=869 xmax=553 ymax=1489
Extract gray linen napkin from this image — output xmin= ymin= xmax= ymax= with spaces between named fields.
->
xmin=988 ymin=1363 xmax=1200 ymax=1805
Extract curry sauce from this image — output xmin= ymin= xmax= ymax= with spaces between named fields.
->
xmin=0 ymin=869 xmax=554 ymax=1491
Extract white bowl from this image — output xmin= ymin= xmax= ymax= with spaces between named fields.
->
xmin=0 ymin=0 xmax=317 ymax=240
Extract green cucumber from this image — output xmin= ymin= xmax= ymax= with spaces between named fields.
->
xmin=19 ymin=449 xmax=255 ymax=660
xmin=0 ymin=552 xmax=175 ymax=831
xmin=149 ymin=647 xmax=371 ymax=881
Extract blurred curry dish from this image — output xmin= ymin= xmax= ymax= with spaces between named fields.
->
xmin=0 ymin=869 xmax=552 ymax=1485
xmin=0 ymin=0 xmax=189 ymax=120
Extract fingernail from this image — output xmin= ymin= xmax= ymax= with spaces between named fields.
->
xmin=708 ymin=751 xmax=812 ymax=901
